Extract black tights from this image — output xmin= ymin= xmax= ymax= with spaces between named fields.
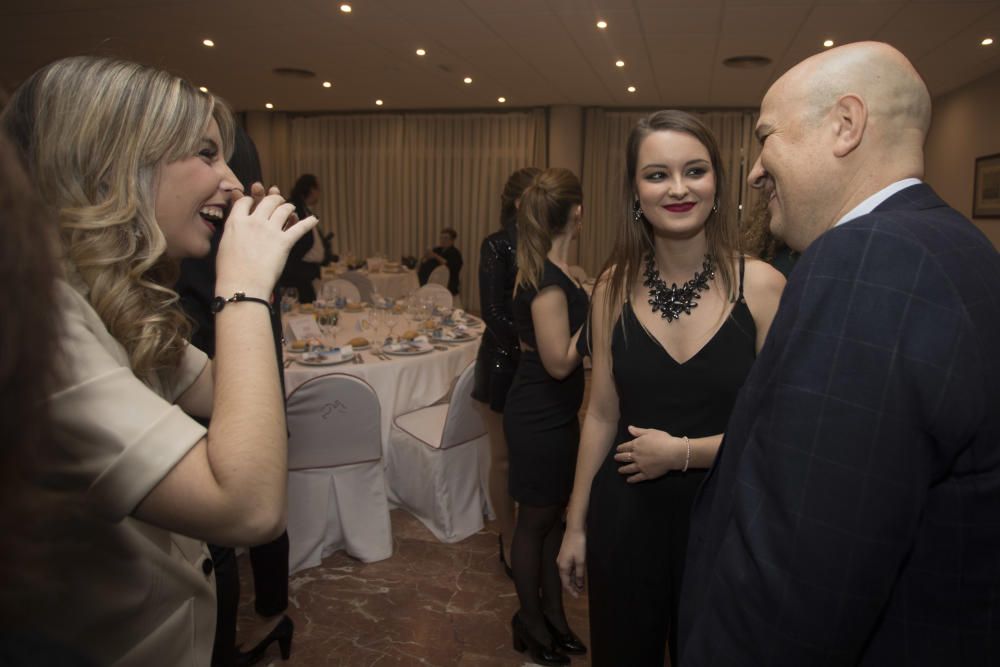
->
xmin=511 ymin=503 xmax=570 ymax=641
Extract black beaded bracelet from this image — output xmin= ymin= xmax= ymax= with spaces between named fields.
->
xmin=210 ymin=292 xmax=274 ymax=315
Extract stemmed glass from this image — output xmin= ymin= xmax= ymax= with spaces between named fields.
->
xmin=280 ymin=287 xmax=299 ymax=313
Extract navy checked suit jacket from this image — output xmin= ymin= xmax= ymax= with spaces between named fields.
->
xmin=679 ymin=184 xmax=1000 ymax=666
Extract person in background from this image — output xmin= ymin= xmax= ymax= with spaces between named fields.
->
xmin=279 ymin=173 xmax=324 ymax=302
xmin=472 ymin=166 xmax=542 ymax=577
xmin=741 ymin=193 xmax=797 ymax=277
xmin=0 ymin=55 xmax=316 ymax=665
xmin=557 ymin=110 xmax=784 ymax=666
xmin=418 ymin=227 xmax=463 ymax=295
xmin=680 ymin=42 xmax=1000 ymax=665
xmin=175 ymin=126 xmax=293 ymax=667
xmin=504 ymin=168 xmax=588 ymax=666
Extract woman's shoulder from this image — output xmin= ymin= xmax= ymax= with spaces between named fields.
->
xmin=740 ymin=255 xmax=786 ymax=297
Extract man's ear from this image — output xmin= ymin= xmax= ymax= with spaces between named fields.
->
xmin=832 ymin=93 xmax=867 ymax=158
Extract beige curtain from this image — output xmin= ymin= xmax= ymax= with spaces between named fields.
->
xmin=255 ymin=110 xmax=546 ymax=312
xmin=577 ymin=109 xmax=759 ymax=276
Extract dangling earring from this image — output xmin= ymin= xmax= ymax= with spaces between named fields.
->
xmin=632 ymin=200 xmax=644 ymax=223
xmin=712 ymin=199 xmax=719 ymax=213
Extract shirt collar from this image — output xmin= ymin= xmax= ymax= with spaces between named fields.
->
xmin=834 ymin=178 xmax=922 ymax=227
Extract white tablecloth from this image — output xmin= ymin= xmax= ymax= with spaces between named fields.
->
xmin=362 ymin=269 xmax=419 ymax=300
xmin=283 ymin=310 xmax=479 ymax=454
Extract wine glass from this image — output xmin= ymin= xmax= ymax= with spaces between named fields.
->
xmin=280 ymin=287 xmax=299 ymax=313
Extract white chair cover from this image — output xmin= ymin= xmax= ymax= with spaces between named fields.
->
xmin=285 ymin=373 xmax=392 ymax=572
xmin=427 ymin=264 xmax=449 ymax=287
xmin=414 ymin=283 xmax=453 ymax=308
xmin=340 ymin=270 xmax=376 ymax=302
xmin=567 ymin=264 xmax=589 ymax=283
xmin=321 ymin=278 xmax=361 ymax=303
xmin=385 ymin=363 xmax=488 ymax=543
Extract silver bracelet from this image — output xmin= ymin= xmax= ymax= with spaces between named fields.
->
xmin=681 ymin=436 xmax=691 ymax=473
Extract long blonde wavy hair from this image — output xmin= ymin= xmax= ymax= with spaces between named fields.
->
xmin=2 ymin=56 xmax=234 ymax=386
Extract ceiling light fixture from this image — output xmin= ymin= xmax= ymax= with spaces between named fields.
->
xmin=199 ymin=86 xmax=208 ymax=93
xmin=416 ymin=48 xmax=426 ymax=56
xmin=463 ymin=76 xmax=473 ymax=84
xmin=340 ymin=3 xmax=352 ymax=13
xmin=265 ymin=103 xmax=274 ymax=109
xmin=596 ymin=20 xmax=607 ymax=29
xmin=823 ymin=39 xmax=834 ymax=48
xmin=983 ymin=37 xmax=994 ymax=46
xmin=202 ymin=39 xmax=215 ymax=47
xmin=615 ymin=60 xmax=625 ymax=68
xmin=498 ymin=97 xmax=506 ymax=103
xmin=627 ymin=85 xmax=636 ymax=93
xmin=322 ymin=81 xmax=332 ymax=88
xmin=375 ymin=99 xmax=384 ymax=106
xmin=722 ymin=55 xmax=772 ymax=69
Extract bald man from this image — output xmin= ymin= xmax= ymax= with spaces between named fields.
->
xmin=679 ymin=42 xmax=1000 ymax=665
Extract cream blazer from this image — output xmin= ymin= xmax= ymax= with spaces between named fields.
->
xmin=28 ymin=279 xmax=216 ymax=665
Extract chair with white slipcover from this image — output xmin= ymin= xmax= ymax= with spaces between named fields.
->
xmin=414 ymin=283 xmax=454 ymax=309
xmin=385 ymin=363 xmax=488 ymax=543
xmin=320 ymin=278 xmax=361 ymax=303
xmin=285 ymin=373 xmax=392 ymax=573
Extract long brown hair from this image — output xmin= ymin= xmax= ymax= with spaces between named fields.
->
xmin=596 ymin=110 xmax=740 ymax=342
xmin=515 ymin=168 xmax=582 ymax=291
xmin=500 ymin=166 xmax=542 ymax=231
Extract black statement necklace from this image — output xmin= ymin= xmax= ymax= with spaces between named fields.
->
xmin=643 ymin=253 xmax=715 ymax=322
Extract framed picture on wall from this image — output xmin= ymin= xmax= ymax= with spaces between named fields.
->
xmin=973 ymin=153 xmax=1000 ymax=218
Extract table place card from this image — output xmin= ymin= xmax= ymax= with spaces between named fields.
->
xmin=284 ymin=314 xmax=324 ymax=342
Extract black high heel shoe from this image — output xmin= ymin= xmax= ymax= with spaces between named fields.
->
xmin=234 ymin=615 xmax=294 ymax=666
xmin=498 ymin=534 xmax=513 ymax=580
xmin=511 ymin=612 xmax=569 ymax=666
xmin=544 ymin=615 xmax=587 ymax=655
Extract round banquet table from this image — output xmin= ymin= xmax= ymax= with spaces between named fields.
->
xmin=283 ymin=309 xmax=481 ymax=455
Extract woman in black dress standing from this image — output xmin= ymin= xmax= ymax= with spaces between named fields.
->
xmin=472 ymin=166 xmax=541 ymax=575
xmin=504 ymin=168 xmax=588 ymax=666
xmin=557 ymin=111 xmax=785 ymax=666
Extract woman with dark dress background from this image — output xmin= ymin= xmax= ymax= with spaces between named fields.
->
xmin=557 ymin=111 xmax=784 ymax=666
xmin=472 ymin=166 xmax=540 ymax=576
xmin=503 ymin=168 xmax=588 ymax=666
xmin=278 ymin=174 xmax=324 ymax=303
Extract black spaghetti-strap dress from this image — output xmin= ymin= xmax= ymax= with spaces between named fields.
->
xmin=586 ymin=261 xmax=756 ymax=666
xmin=504 ymin=260 xmax=589 ymax=508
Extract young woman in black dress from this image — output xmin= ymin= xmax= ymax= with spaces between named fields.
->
xmin=472 ymin=166 xmax=541 ymax=576
xmin=557 ymin=111 xmax=785 ymax=666
xmin=504 ymin=168 xmax=589 ymax=666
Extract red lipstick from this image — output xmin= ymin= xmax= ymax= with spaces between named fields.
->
xmin=664 ymin=203 xmax=696 ymax=213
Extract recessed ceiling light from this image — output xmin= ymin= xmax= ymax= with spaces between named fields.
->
xmin=265 ymin=103 xmax=274 ymax=109
xmin=627 ymin=85 xmax=636 ymax=93
xmin=596 ymin=20 xmax=607 ymax=29
xmin=463 ymin=76 xmax=473 ymax=84
xmin=983 ymin=37 xmax=995 ymax=46
xmin=416 ymin=48 xmax=426 ymax=56
xmin=498 ymin=97 xmax=506 ymax=103
xmin=322 ymin=81 xmax=332 ymax=88
xmin=340 ymin=3 xmax=352 ymax=13
xmin=823 ymin=39 xmax=834 ymax=48
xmin=198 ymin=86 xmax=208 ymax=93
xmin=202 ymin=39 xmax=215 ymax=47
xmin=375 ymin=99 xmax=384 ymax=106
xmin=615 ymin=60 xmax=625 ymax=68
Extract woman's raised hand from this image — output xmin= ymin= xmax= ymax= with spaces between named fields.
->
xmin=215 ymin=184 xmax=317 ymax=299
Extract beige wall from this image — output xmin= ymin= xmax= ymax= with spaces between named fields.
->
xmin=924 ymin=67 xmax=1000 ymax=249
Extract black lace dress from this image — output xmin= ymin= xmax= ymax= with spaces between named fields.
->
xmin=472 ymin=224 xmax=520 ymax=412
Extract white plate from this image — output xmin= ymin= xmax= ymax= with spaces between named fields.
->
xmin=295 ymin=352 xmax=355 ymax=366
xmin=432 ymin=332 xmax=477 ymax=344
xmin=384 ymin=342 xmax=434 ymax=356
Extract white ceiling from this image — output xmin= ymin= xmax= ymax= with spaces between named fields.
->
xmin=1 ymin=0 xmax=999 ymax=112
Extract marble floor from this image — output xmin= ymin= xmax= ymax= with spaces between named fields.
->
xmin=236 ymin=513 xmax=591 ymax=666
